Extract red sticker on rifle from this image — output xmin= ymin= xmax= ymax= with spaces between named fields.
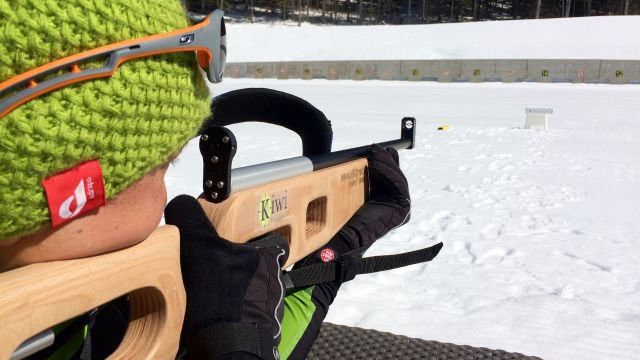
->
xmin=42 ymin=160 xmax=106 ymax=227
xmin=320 ymin=248 xmax=336 ymax=263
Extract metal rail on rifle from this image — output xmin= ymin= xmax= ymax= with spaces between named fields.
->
xmin=200 ymin=117 xmax=416 ymax=203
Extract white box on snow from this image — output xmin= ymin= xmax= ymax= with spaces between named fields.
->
xmin=525 ymin=107 xmax=553 ymax=130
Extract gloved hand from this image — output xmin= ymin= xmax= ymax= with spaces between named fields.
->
xmin=297 ymin=143 xmax=411 ymax=268
xmin=279 ymin=144 xmax=412 ymax=360
xmin=165 ymin=195 xmax=289 ymax=360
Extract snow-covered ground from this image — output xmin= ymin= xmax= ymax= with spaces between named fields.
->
xmin=165 ymin=13 xmax=640 ymax=359
xmin=227 ymin=16 xmax=640 ymax=61
xmin=166 ymin=78 xmax=640 ymax=360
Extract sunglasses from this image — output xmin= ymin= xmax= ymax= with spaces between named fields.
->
xmin=0 ymin=10 xmax=226 ymax=119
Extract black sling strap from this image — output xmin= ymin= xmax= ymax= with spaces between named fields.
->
xmin=282 ymin=242 xmax=443 ymax=290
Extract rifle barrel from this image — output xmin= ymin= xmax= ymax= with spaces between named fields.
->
xmin=228 ymin=118 xmax=415 ymax=195
xmin=11 ymin=330 xmax=54 ymax=360
xmin=310 ymin=138 xmax=412 ymax=171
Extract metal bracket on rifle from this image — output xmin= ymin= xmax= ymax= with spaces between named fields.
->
xmin=200 ymin=126 xmax=237 ymax=203
xmin=401 ymin=117 xmax=416 ymax=149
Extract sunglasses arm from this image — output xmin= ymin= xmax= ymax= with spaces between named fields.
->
xmin=0 ymin=10 xmax=224 ymax=119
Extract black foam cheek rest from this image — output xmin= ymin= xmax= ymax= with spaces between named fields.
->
xmin=203 ymin=88 xmax=333 ymax=157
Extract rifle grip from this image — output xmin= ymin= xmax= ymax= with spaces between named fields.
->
xmin=198 ymin=158 xmax=368 ymax=267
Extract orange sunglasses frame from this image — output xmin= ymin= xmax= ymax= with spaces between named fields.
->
xmin=0 ymin=10 xmax=225 ymax=119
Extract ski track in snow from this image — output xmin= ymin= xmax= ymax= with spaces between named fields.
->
xmin=166 ymin=79 xmax=640 ymax=360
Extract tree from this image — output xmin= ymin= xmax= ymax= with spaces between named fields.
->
xmin=298 ymin=0 xmax=302 ymax=25
xmin=322 ymin=0 xmax=327 ymax=22
xmin=450 ymin=0 xmax=455 ymax=21
xmin=422 ymin=0 xmax=428 ymax=21
xmin=248 ymin=0 xmax=255 ymax=22
xmin=182 ymin=0 xmax=637 ymax=25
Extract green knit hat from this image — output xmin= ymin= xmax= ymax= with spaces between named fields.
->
xmin=0 ymin=0 xmax=211 ymax=240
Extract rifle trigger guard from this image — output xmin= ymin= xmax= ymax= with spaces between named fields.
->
xmin=199 ymin=126 xmax=237 ymax=203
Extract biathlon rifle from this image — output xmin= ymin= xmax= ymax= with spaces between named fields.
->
xmin=196 ymin=88 xmax=421 ymax=268
xmin=1 ymin=88 xmax=440 ymax=360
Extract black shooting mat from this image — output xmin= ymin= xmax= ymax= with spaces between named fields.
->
xmin=308 ymin=323 xmax=543 ymax=360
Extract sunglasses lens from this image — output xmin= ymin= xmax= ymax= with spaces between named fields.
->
xmin=201 ymin=11 xmax=226 ymax=83
xmin=215 ymin=17 xmax=226 ymax=81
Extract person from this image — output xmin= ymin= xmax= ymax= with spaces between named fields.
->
xmin=0 ymin=1 xmax=410 ymax=359
xmin=0 ymin=0 xmax=211 ymax=269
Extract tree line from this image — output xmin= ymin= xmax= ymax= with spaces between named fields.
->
xmin=184 ymin=0 xmax=638 ymax=24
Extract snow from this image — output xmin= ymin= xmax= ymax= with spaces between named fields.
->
xmin=166 ymin=14 xmax=640 ymax=359
xmin=226 ymin=16 xmax=640 ymax=62
xmin=165 ymin=78 xmax=640 ymax=360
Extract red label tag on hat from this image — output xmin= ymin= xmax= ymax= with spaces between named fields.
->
xmin=42 ymin=160 xmax=106 ymax=228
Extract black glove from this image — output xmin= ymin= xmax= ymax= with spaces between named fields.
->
xmin=282 ymin=144 xmax=412 ymax=360
xmin=165 ymin=195 xmax=289 ymax=360
xmin=297 ymin=144 xmax=411 ymax=268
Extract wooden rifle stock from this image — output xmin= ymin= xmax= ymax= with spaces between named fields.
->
xmin=1 ymin=116 xmax=415 ymax=359
xmin=0 ymin=226 xmax=185 ymax=360
xmin=198 ymin=158 xmax=369 ymax=267
xmin=1 ymin=157 xmax=370 ymax=358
